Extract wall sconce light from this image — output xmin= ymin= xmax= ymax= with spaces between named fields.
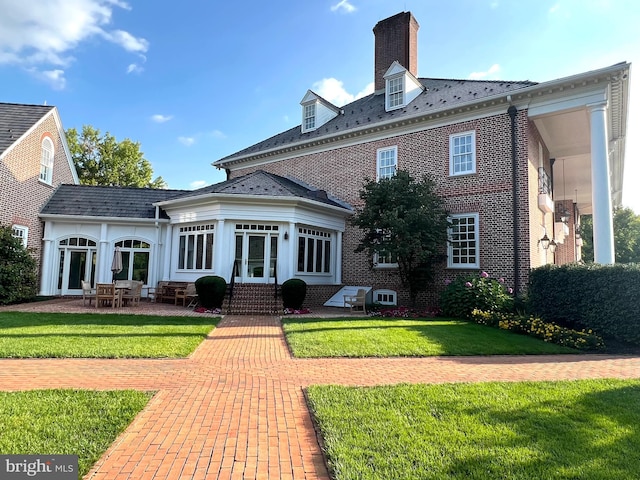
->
xmin=548 ymin=239 xmax=557 ymax=253
xmin=539 ymin=233 xmax=550 ymax=250
xmin=284 ymin=232 xmax=289 ymax=240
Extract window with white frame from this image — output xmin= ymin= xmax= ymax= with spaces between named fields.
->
xmin=12 ymin=225 xmax=28 ymax=247
xmin=377 ymin=146 xmax=397 ymax=181
xmin=373 ymin=229 xmax=398 ymax=267
xmin=303 ymin=103 xmax=316 ymax=132
xmin=114 ymin=239 xmax=151 ymax=283
xmin=40 ymin=137 xmax=54 ymax=184
xmin=387 ymin=75 xmax=404 ymax=109
xmin=448 ymin=213 xmax=480 ymax=268
xmin=297 ymin=227 xmax=331 ymax=274
xmin=449 ymin=131 xmax=476 ymax=176
xmin=178 ymin=224 xmax=215 ymax=270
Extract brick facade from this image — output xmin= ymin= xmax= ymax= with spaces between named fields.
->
xmin=229 ymin=107 xmax=546 ymax=307
xmin=0 ymin=110 xmax=76 ymax=283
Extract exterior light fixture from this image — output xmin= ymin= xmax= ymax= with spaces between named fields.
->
xmin=539 ymin=234 xmax=551 ymax=250
xmin=284 ymin=231 xmax=289 ymax=240
xmin=548 ymin=239 xmax=557 ymax=253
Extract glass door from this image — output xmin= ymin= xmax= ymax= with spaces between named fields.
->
xmin=61 ymin=250 xmax=96 ymax=295
xmin=234 ymin=233 xmax=278 ymax=283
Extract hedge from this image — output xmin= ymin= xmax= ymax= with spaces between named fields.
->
xmin=528 ymin=263 xmax=640 ymax=345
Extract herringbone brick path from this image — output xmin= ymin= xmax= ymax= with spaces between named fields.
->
xmin=1 ymin=305 xmax=639 ymax=479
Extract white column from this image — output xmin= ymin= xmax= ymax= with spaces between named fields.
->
xmin=39 ymin=240 xmax=53 ymax=295
xmin=162 ymin=224 xmax=173 ymax=280
xmin=589 ymin=102 xmax=615 ymax=264
xmin=214 ymin=219 xmax=226 ymax=278
xmin=335 ymin=230 xmax=343 ymax=284
xmin=288 ymin=222 xmax=296 ymax=280
xmin=99 ymin=223 xmax=109 ymax=283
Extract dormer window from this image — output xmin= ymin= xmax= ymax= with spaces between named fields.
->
xmin=300 ymin=90 xmax=340 ymax=134
xmin=387 ymin=76 xmax=404 ymax=109
xmin=303 ymin=104 xmax=316 ymax=131
xmin=383 ymin=61 xmax=424 ymax=112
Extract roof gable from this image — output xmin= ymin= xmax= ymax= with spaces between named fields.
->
xmin=0 ymin=102 xmax=54 ymax=158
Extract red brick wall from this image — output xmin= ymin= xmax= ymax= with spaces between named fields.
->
xmin=373 ymin=12 xmax=419 ymax=91
xmin=0 ymin=110 xmax=77 ymax=281
xmin=232 ymin=109 xmax=534 ymax=307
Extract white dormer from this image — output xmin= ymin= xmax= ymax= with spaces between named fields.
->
xmin=384 ymin=61 xmax=424 ymax=112
xmin=300 ymin=90 xmax=341 ymax=133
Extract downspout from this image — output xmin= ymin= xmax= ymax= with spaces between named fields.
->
xmin=508 ymin=104 xmax=520 ymax=295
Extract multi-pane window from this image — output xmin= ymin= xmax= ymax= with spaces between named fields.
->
xmin=178 ymin=224 xmax=214 ymax=270
xmin=303 ymin=103 xmax=316 ymax=131
xmin=387 ymin=76 xmax=404 ymax=109
xmin=114 ymin=239 xmax=151 ymax=283
xmin=297 ymin=228 xmax=331 ymax=274
xmin=450 ymin=131 xmax=476 ymax=176
xmin=448 ymin=213 xmax=479 ymax=268
xmin=11 ymin=225 xmax=28 ymax=247
xmin=40 ymin=137 xmax=54 ymax=184
xmin=377 ymin=146 xmax=397 ymax=180
xmin=374 ymin=229 xmax=398 ymax=267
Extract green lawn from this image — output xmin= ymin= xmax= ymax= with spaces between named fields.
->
xmin=0 ymin=312 xmax=218 ymax=358
xmin=282 ymin=318 xmax=574 ymax=357
xmin=0 ymin=389 xmax=152 ymax=479
xmin=307 ymin=379 xmax=640 ymax=480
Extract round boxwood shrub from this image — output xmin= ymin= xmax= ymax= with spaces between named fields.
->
xmin=195 ymin=275 xmax=227 ymax=309
xmin=281 ymin=278 xmax=307 ymax=310
xmin=440 ymin=272 xmax=513 ymax=319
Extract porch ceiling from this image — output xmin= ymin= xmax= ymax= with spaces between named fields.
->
xmin=533 ymin=108 xmax=593 ymax=215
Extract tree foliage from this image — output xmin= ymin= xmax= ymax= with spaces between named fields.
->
xmin=352 ymin=171 xmax=449 ymax=304
xmin=0 ymin=225 xmax=38 ymax=305
xmin=66 ymin=125 xmax=167 ymax=188
xmin=580 ymin=207 xmax=640 ymax=263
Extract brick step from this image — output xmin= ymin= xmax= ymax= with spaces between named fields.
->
xmin=225 ymin=284 xmax=281 ymax=315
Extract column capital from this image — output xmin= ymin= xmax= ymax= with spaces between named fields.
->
xmin=587 ymin=100 xmax=608 ymax=112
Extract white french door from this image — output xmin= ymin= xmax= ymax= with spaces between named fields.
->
xmin=234 ymin=233 xmax=278 ymax=283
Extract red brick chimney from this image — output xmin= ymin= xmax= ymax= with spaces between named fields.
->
xmin=373 ymin=12 xmax=419 ymax=93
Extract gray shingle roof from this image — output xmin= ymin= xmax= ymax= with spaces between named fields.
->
xmin=40 ymin=184 xmax=189 ymax=219
xmin=216 ymin=77 xmax=537 ymax=164
xmin=173 ymin=170 xmax=351 ymax=210
xmin=0 ymin=102 xmax=54 ymax=156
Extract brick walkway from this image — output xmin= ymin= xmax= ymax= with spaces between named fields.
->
xmin=1 ymin=301 xmax=640 ymax=479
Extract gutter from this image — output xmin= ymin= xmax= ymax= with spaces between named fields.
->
xmin=508 ymin=104 xmax=520 ymax=295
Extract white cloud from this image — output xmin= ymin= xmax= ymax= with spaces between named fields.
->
xmin=331 ymin=0 xmax=356 ymax=13
xmin=127 ymin=63 xmax=143 ymax=74
xmin=311 ymin=78 xmax=374 ymax=107
xmin=178 ymin=136 xmax=195 ymax=146
xmin=190 ymin=180 xmax=207 ymax=189
xmin=210 ymin=130 xmax=226 ymax=139
xmin=468 ymin=64 xmax=501 ymax=80
xmin=151 ymin=114 xmax=173 ymax=123
xmin=40 ymin=69 xmax=67 ymax=90
xmin=0 ymin=0 xmax=148 ymax=85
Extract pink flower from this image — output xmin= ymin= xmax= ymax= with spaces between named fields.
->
xmin=465 ymin=282 xmax=473 ymax=288
xmin=444 ymin=279 xmax=452 ymax=285
xmin=480 ymin=271 xmax=489 ymax=278
xmin=508 ymin=288 xmax=514 ymax=294
xmin=498 ymin=277 xmax=505 ymax=284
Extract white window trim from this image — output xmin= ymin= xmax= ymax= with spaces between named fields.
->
xmin=386 ymin=74 xmax=405 ymax=111
xmin=447 ymin=213 xmax=480 ymax=269
xmin=376 ymin=146 xmax=398 ymax=181
xmin=373 ymin=228 xmax=398 ymax=268
xmin=296 ymin=227 xmax=332 ymax=275
xmin=39 ymin=137 xmax=54 ymax=185
xmin=177 ymin=224 xmax=215 ymax=271
xmin=12 ymin=225 xmax=28 ymax=247
xmin=302 ymin=103 xmax=317 ymax=133
xmin=449 ymin=130 xmax=476 ymax=176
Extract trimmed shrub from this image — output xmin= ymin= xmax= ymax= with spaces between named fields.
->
xmin=528 ymin=263 xmax=640 ymax=345
xmin=281 ymin=279 xmax=307 ymax=310
xmin=194 ymin=275 xmax=226 ymax=309
xmin=0 ymin=225 xmax=38 ymax=305
xmin=440 ymin=271 xmax=514 ymax=319
xmin=471 ymin=309 xmax=605 ymax=351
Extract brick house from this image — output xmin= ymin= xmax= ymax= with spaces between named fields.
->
xmin=0 ymin=102 xmax=79 ymax=285
xmin=38 ymin=12 xmax=630 ymax=308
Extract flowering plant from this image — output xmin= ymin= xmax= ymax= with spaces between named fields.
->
xmin=194 ymin=306 xmax=222 ymax=314
xmin=369 ymin=305 xmax=441 ymax=318
xmin=440 ymin=271 xmax=514 ymax=319
xmin=283 ymin=307 xmax=312 ymax=315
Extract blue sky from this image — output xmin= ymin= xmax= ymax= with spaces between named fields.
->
xmin=2 ymin=0 xmax=639 ymax=211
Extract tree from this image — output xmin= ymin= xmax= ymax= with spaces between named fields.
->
xmin=0 ymin=225 xmax=38 ymax=305
xmin=580 ymin=207 xmax=640 ymax=263
xmin=66 ymin=125 xmax=167 ymax=188
xmin=352 ymin=170 xmax=450 ymax=304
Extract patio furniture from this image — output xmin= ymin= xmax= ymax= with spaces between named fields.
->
xmin=155 ymin=281 xmax=188 ymax=304
xmin=344 ymin=289 xmax=367 ymax=314
xmin=81 ymin=280 xmax=95 ymax=306
xmin=175 ymin=283 xmax=197 ymax=307
xmin=95 ymin=283 xmax=121 ymax=308
xmin=121 ymin=280 xmax=143 ymax=307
